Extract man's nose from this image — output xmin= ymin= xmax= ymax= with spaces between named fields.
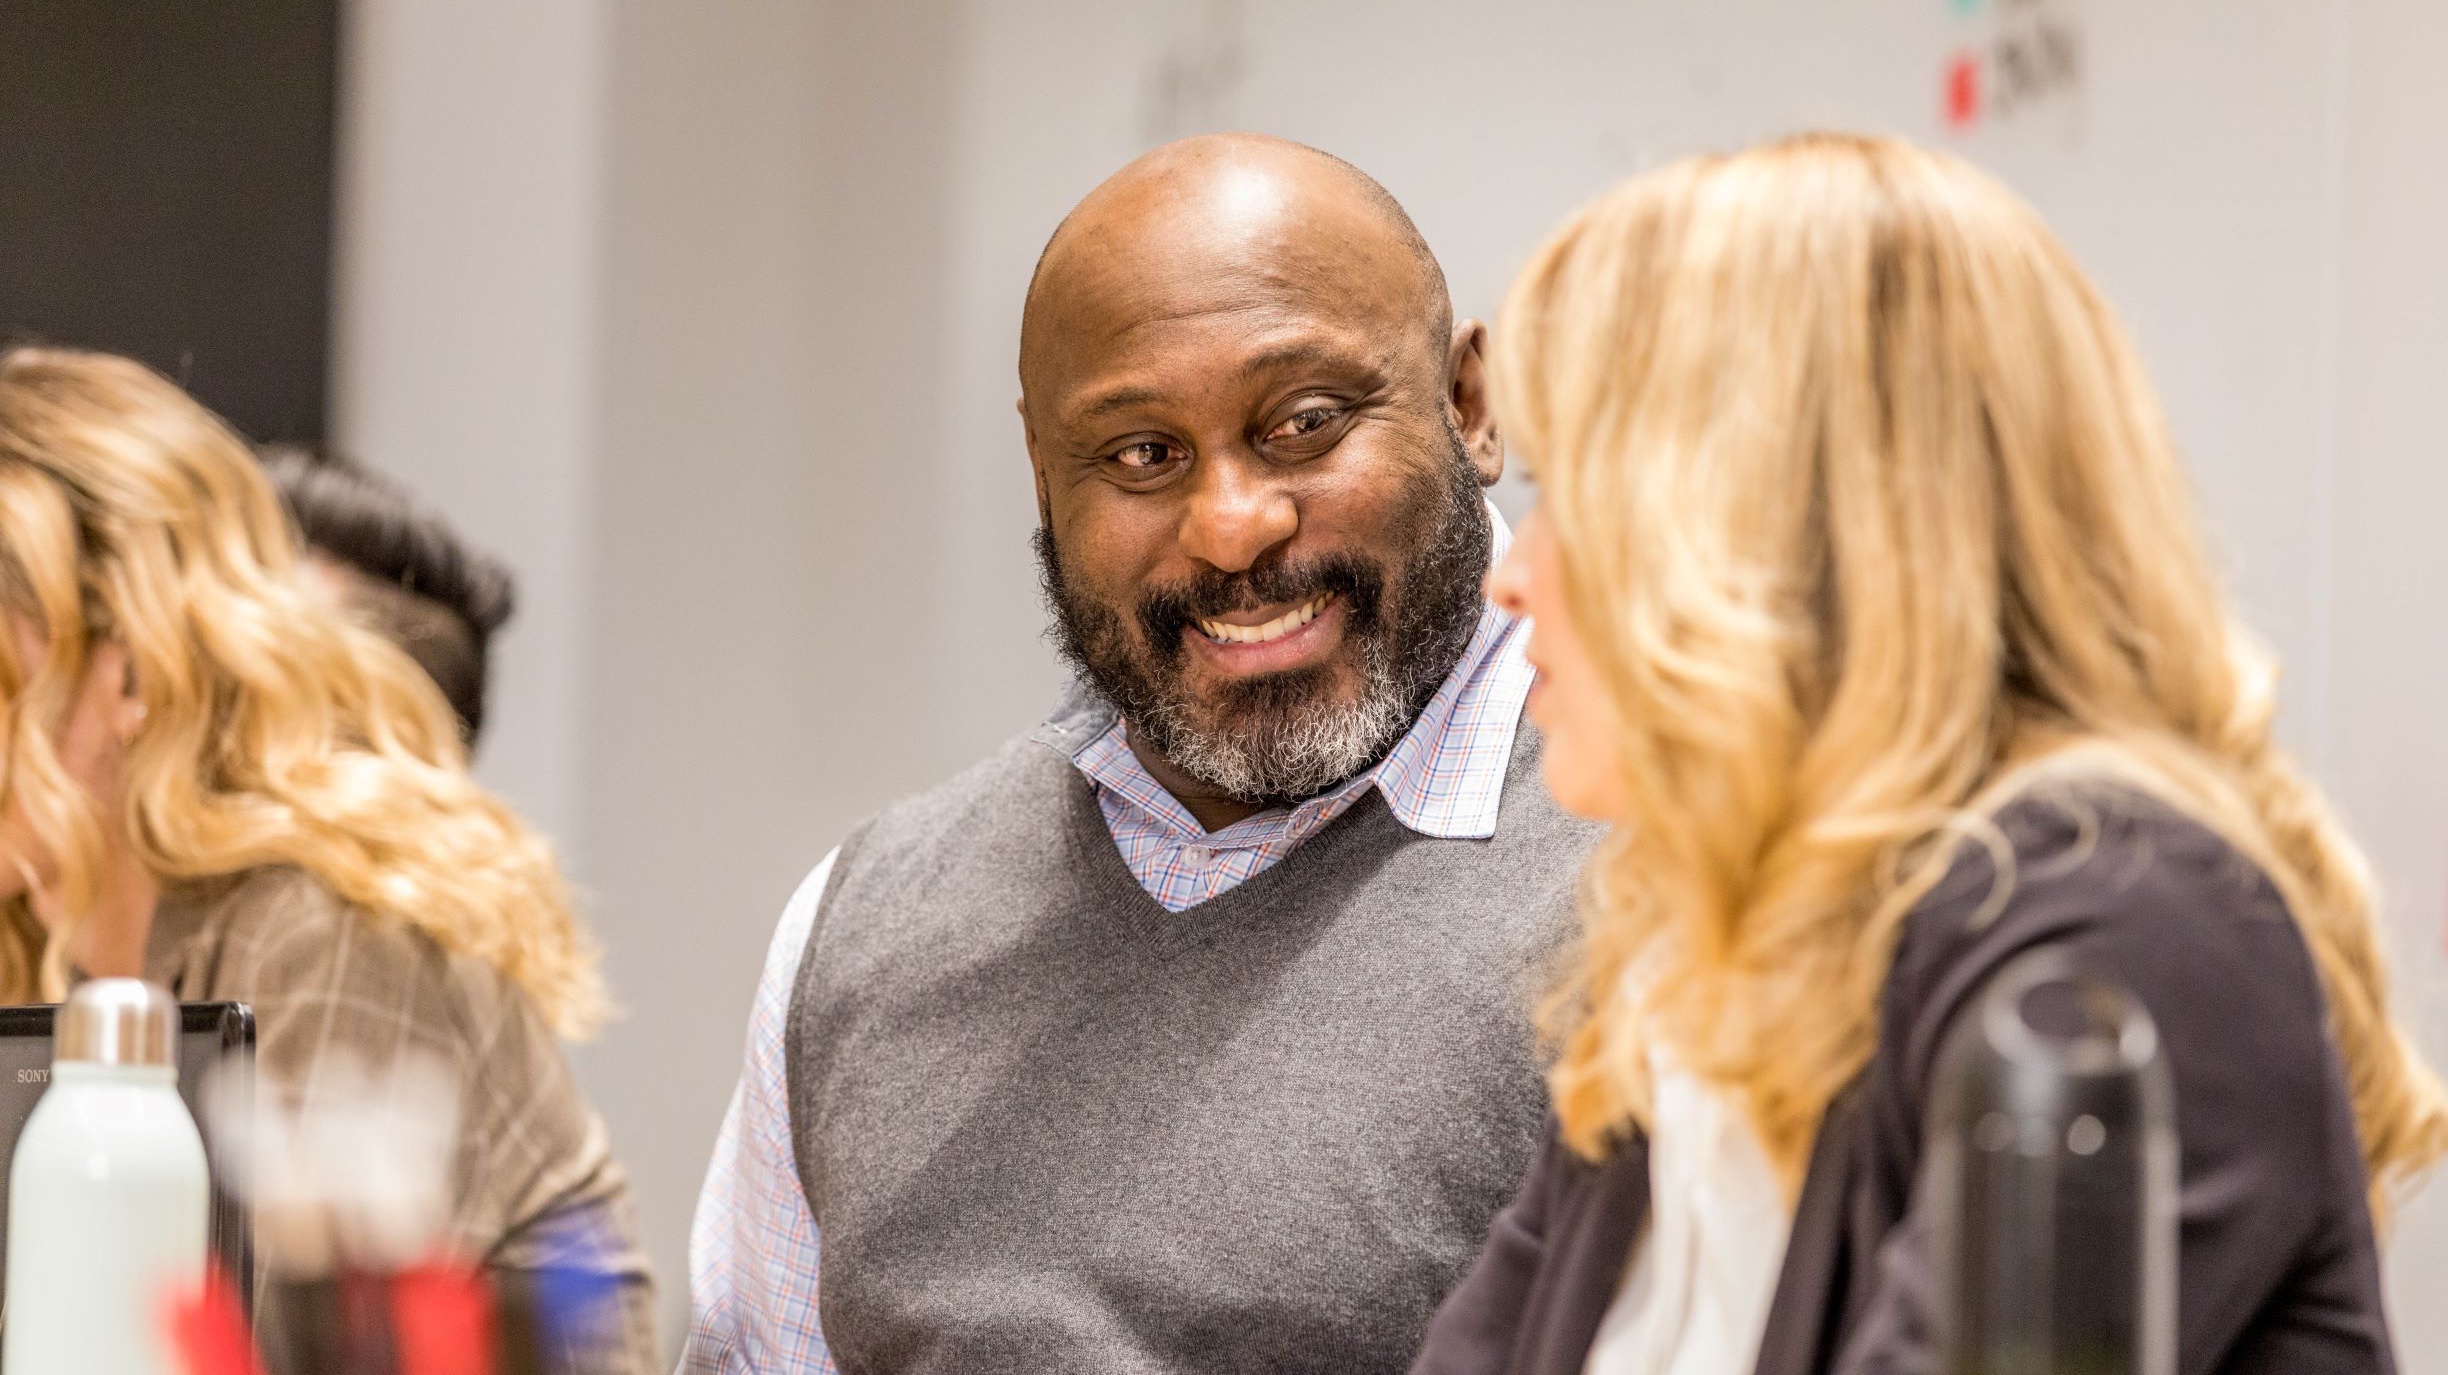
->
xmin=1176 ymin=455 xmax=1297 ymax=574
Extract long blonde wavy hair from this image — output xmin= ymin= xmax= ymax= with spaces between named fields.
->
xmin=1495 ymin=133 xmax=2447 ymax=1206
xmin=0 ymin=347 xmax=605 ymax=1036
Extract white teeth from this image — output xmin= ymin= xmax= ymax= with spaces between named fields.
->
xmin=1199 ymin=593 xmax=1333 ymax=646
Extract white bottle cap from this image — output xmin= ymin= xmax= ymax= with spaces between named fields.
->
xmin=57 ymin=978 xmax=179 ymax=1067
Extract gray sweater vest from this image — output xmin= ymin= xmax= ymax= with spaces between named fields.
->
xmin=787 ymin=715 xmax=1600 ymax=1375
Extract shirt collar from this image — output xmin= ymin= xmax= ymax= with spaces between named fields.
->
xmin=1036 ymin=501 xmax=1531 ymax=842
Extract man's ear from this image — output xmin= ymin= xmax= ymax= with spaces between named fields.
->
xmin=1447 ymin=320 xmax=1503 ymax=487
xmin=1018 ymin=394 xmax=1053 ymax=528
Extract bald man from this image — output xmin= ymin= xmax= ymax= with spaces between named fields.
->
xmin=682 ymin=136 xmax=1600 ymax=1375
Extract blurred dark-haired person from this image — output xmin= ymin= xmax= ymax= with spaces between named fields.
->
xmin=260 ymin=444 xmax=514 ymax=745
xmin=683 ymin=134 xmax=1601 ymax=1374
xmin=1411 ymin=133 xmax=2448 ymax=1375
xmin=0 ymin=348 xmax=657 ymax=1370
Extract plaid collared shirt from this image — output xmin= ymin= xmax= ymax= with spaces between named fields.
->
xmin=680 ymin=517 xmax=1534 ymax=1374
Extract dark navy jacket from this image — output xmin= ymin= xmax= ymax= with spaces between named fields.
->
xmin=1412 ymin=786 xmax=2395 ymax=1375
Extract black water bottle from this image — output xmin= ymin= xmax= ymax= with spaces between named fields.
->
xmin=1927 ymin=949 xmax=2177 ymax=1375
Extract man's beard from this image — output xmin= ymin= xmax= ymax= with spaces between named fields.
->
xmin=1036 ymin=432 xmax=1492 ymax=807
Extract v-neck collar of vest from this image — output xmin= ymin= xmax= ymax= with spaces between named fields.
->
xmin=1051 ymin=759 xmax=1406 ymax=961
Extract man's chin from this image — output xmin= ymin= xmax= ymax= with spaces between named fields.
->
xmin=1152 ymin=685 xmax=1409 ymax=805
xmin=1184 ymin=662 xmax=1365 ymax=726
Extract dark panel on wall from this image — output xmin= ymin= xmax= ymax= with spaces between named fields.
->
xmin=0 ymin=1 xmax=339 ymax=442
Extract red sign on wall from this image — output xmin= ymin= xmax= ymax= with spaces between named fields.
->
xmin=1943 ymin=0 xmax=2084 ymax=135
xmin=1945 ymin=52 xmax=1983 ymax=129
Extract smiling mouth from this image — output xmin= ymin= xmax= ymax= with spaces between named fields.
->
xmin=1195 ymin=592 xmax=1337 ymax=646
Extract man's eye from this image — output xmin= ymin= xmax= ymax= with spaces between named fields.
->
xmin=1111 ymin=442 xmax=1180 ymax=471
xmin=1270 ymin=406 xmax=1344 ymax=441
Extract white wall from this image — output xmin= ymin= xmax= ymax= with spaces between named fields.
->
xmin=329 ymin=0 xmax=605 ymax=847
xmin=579 ymin=0 xmax=969 ymax=1345
xmin=2331 ymin=0 xmax=2448 ymax=1340
xmin=334 ymin=0 xmax=980 ymax=1349
xmin=335 ymin=0 xmax=2448 ymax=1362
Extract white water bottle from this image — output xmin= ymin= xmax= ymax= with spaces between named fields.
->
xmin=3 ymin=979 xmax=209 ymax=1375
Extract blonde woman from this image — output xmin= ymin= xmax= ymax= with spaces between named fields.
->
xmin=1413 ymin=135 xmax=2447 ymax=1375
xmin=0 ymin=348 xmax=654 ymax=1368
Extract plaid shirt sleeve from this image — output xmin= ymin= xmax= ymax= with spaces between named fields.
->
xmin=155 ymin=867 xmax=662 ymax=1372
xmin=680 ymin=852 xmax=839 ymax=1374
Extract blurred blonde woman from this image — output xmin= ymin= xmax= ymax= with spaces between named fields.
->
xmin=1414 ymin=134 xmax=2447 ymax=1375
xmin=0 ymin=348 xmax=655 ymax=1369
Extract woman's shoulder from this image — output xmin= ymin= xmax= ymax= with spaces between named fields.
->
xmin=160 ymin=866 xmax=537 ymax=1051
xmin=170 ymin=865 xmax=427 ymax=975
xmin=1881 ymin=778 xmax=2328 ymax=1090
xmin=1899 ymin=779 xmax=2293 ymax=963
xmin=174 ymin=864 xmax=353 ymax=935
xmin=153 ymin=865 xmax=351 ymax=986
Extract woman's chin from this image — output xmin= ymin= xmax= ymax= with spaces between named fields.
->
xmin=1538 ymin=753 xmax=1624 ymax=823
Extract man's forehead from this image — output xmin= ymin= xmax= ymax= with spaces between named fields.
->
xmin=1027 ymin=239 xmax=1428 ymax=417
xmin=1022 ymin=137 xmax=1446 ymax=405
xmin=1051 ymin=217 xmax=1416 ymax=332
